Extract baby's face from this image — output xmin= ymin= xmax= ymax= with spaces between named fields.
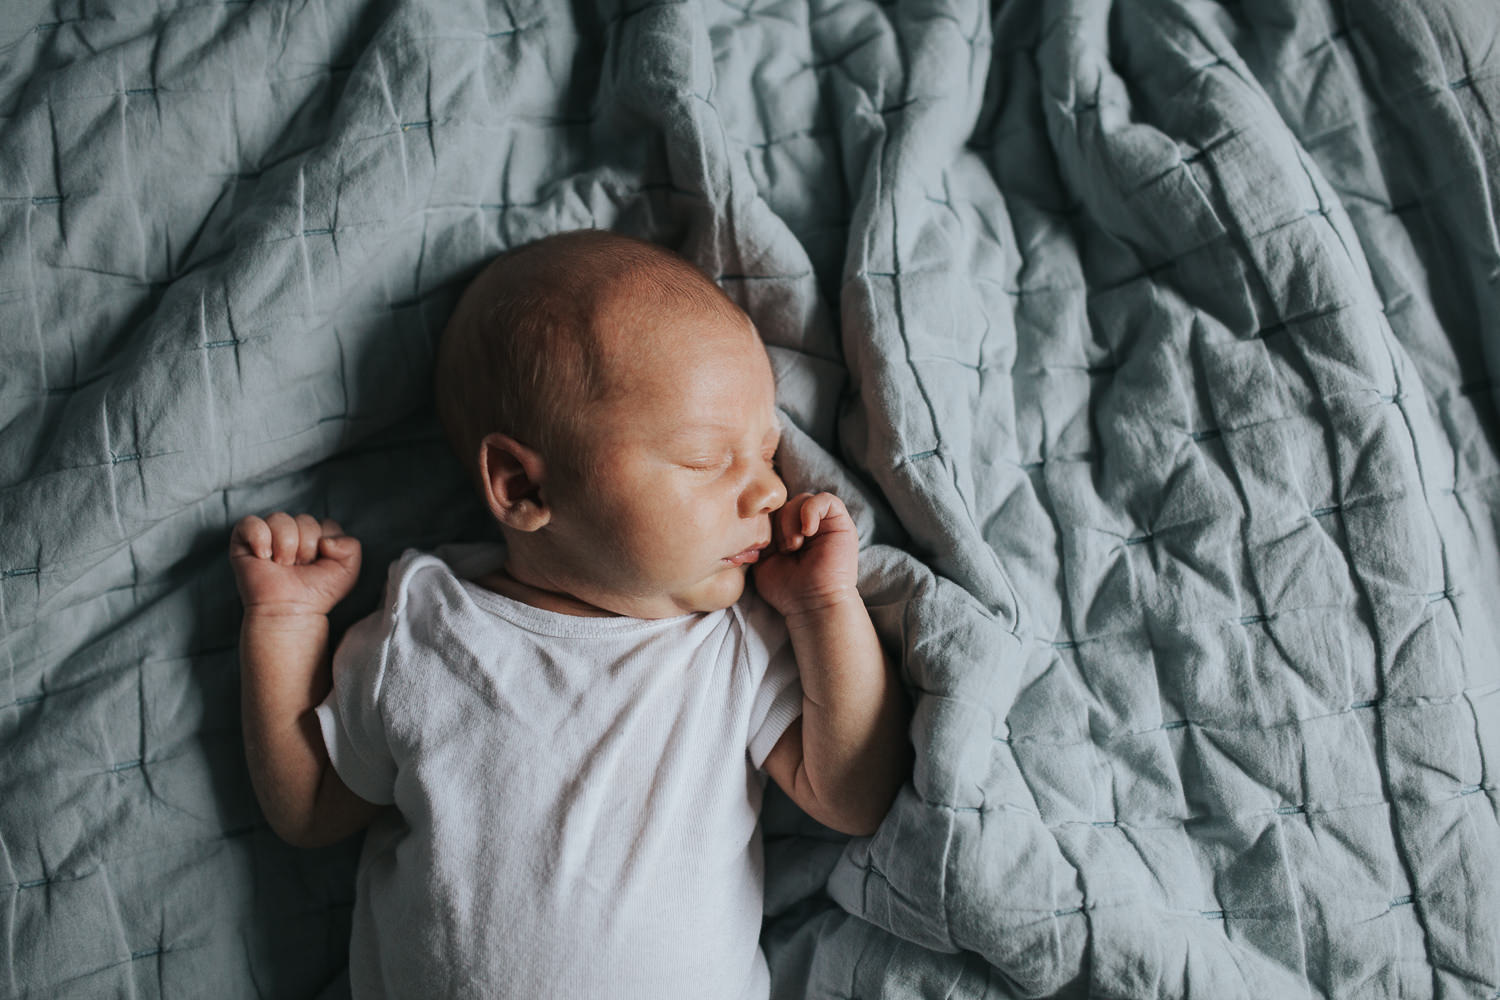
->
xmin=548 ymin=304 xmax=787 ymax=618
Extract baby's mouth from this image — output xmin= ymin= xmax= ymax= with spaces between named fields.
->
xmin=725 ymin=544 xmax=767 ymax=566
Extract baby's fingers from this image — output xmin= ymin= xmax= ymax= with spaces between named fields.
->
xmin=775 ymin=494 xmax=812 ymax=552
xmin=262 ymin=512 xmax=302 ymax=565
xmin=230 ymin=515 xmax=272 ymax=560
xmin=291 ymin=514 xmax=322 ymax=564
xmin=317 ymin=531 xmax=362 ymax=571
xmin=799 ymin=493 xmax=846 ymax=537
xmin=315 ymin=518 xmax=353 ymax=561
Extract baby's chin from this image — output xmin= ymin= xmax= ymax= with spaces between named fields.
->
xmin=670 ymin=564 xmax=750 ymax=616
xmin=695 ymin=566 xmax=751 ymax=612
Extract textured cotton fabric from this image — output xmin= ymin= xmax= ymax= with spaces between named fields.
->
xmin=315 ymin=546 xmax=803 ymax=999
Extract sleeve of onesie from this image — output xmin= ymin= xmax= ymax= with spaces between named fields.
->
xmin=314 ymin=606 xmax=399 ymax=805
xmin=741 ymin=592 xmax=805 ymax=770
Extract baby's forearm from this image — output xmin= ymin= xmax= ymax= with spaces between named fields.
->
xmin=240 ymin=612 xmax=370 ymax=846
xmin=784 ymin=597 xmax=910 ymax=835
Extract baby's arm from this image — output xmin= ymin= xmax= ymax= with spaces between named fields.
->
xmin=230 ymin=512 xmax=382 ymax=848
xmin=754 ymin=494 xmax=911 ymax=836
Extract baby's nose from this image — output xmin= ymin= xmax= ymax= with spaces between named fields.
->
xmin=743 ymin=466 xmax=787 ymax=517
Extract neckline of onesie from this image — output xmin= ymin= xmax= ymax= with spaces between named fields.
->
xmin=455 ymin=574 xmax=709 ymax=638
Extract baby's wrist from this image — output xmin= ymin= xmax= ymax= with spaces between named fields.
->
xmin=781 ymin=587 xmax=863 ymax=633
xmin=241 ymin=603 xmax=332 ymax=631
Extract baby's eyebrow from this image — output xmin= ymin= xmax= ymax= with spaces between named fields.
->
xmin=663 ymin=421 xmax=779 ymax=441
xmin=660 ymin=424 xmax=730 ymax=443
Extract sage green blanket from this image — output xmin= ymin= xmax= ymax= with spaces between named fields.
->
xmin=3 ymin=0 xmax=1497 ymax=996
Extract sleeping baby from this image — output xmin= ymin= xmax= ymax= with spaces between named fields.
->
xmin=228 ymin=229 xmax=910 ymax=998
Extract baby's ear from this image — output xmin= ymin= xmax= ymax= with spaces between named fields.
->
xmin=479 ymin=433 xmax=551 ymax=531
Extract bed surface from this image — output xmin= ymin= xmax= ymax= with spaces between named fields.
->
xmin=3 ymin=0 xmax=1498 ymax=996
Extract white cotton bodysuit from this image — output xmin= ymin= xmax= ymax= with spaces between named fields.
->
xmin=314 ymin=545 xmax=804 ymax=1000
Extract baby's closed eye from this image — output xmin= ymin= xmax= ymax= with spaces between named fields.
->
xmin=681 ymin=455 xmax=732 ymax=473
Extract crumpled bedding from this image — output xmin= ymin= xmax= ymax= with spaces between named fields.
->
xmin=2 ymin=0 xmax=1497 ymax=997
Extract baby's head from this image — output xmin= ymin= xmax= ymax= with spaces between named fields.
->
xmin=435 ymin=230 xmax=788 ymax=618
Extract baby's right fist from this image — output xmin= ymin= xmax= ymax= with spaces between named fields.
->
xmin=229 ymin=512 xmax=362 ymax=618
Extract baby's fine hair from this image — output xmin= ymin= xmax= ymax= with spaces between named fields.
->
xmin=433 ymin=229 xmax=739 ymax=486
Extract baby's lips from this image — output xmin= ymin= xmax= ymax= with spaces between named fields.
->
xmin=726 ymin=546 xmax=763 ymax=566
xmin=727 ymin=538 xmax=773 ymax=566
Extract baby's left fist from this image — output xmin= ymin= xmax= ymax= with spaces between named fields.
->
xmin=752 ymin=492 xmax=860 ymax=618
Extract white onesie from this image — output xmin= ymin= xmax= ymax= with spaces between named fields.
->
xmin=315 ymin=545 xmax=804 ymax=999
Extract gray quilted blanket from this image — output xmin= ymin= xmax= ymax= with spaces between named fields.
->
xmin=3 ymin=0 xmax=1497 ymax=997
